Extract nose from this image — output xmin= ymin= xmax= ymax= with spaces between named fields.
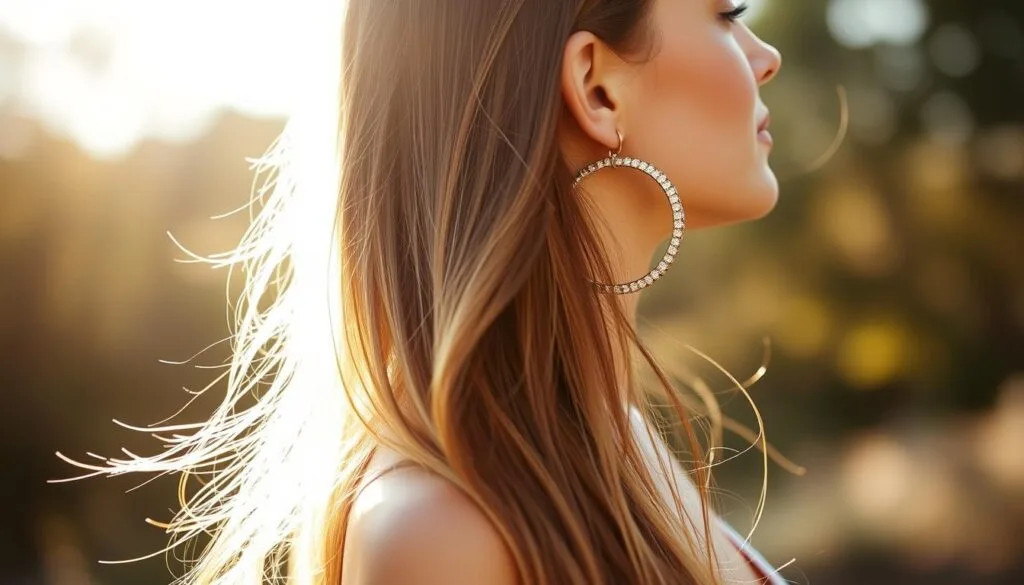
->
xmin=743 ymin=29 xmax=782 ymax=86
xmin=756 ymin=42 xmax=782 ymax=86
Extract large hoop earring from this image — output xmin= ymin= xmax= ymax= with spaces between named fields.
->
xmin=571 ymin=129 xmax=686 ymax=295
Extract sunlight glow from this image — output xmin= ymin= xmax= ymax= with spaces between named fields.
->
xmin=0 ymin=0 xmax=330 ymax=158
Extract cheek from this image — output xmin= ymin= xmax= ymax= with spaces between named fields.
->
xmin=631 ymin=40 xmax=766 ymax=218
xmin=640 ymin=41 xmax=755 ymax=164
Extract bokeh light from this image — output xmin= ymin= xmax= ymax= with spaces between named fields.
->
xmin=827 ymin=0 xmax=929 ymax=49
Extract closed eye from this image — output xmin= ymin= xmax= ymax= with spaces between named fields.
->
xmin=720 ymin=3 xmax=749 ymax=24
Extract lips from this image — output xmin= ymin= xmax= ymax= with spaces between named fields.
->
xmin=757 ymin=112 xmax=773 ymax=147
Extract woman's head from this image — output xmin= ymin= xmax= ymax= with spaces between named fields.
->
xmin=70 ymin=2 xmax=780 ymax=585
xmin=560 ymin=0 xmax=782 ymax=239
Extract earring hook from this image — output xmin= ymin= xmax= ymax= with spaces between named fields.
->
xmin=610 ymin=129 xmax=624 ymax=166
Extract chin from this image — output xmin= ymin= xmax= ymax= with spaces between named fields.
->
xmin=750 ymin=188 xmax=780 ymax=219
xmin=741 ymin=173 xmax=780 ymax=220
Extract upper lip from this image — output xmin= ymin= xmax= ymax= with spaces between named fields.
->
xmin=758 ymin=113 xmax=771 ymax=132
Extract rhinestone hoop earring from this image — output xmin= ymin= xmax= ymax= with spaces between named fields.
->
xmin=572 ymin=129 xmax=686 ymax=295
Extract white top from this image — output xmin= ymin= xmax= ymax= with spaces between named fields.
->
xmin=718 ymin=518 xmax=789 ymax=584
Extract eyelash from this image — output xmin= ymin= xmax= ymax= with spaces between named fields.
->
xmin=720 ymin=3 xmax=749 ymax=24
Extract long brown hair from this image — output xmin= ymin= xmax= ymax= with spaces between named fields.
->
xmin=58 ymin=1 xmax=742 ymax=584
xmin=326 ymin=0 xmax=722 ymax=583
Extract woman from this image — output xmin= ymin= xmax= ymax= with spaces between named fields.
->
xmin=63 ymin=0 xmax=786 ymax=583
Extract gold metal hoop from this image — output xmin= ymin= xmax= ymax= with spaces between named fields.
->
xmin=572 ymin=131 xmax=685 ymax=295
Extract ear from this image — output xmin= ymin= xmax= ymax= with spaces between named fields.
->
xmin=560 ymin=31 xmax=630 ymax=154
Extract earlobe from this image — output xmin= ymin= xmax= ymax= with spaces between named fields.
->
xmin=560 ymin=31 xmax=622 ymax=154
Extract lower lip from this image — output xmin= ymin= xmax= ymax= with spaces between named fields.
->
xmin=758 ymin=129 xmax=773 ymax=146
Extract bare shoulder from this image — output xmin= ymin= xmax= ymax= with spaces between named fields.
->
xmin=342 ymin=462 xmax=518 ymax=585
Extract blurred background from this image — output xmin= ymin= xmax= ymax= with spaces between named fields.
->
xmin=0 ymin=0 xmax=1021 ymax=583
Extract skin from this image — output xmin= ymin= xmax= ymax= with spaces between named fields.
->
xmin=344 ymin=1 xmax=783 ymax=583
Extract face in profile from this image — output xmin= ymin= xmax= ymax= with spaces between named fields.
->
xmin=628 ymin=0 xmax=781 ymax=230
xmin=562 ymin=0 xmax=783 ymax=237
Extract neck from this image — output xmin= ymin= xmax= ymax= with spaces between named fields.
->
xmin=586 ymin=183 xmax=661 ymax=414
